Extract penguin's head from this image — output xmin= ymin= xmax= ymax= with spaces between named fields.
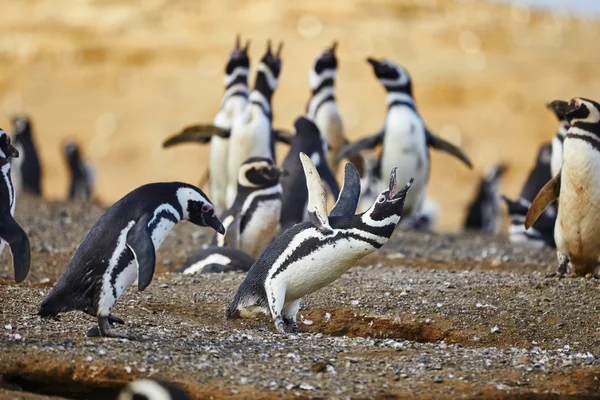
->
xmin=11 ymin=115 xmax=31 ymax=139
xmin=502 ymin=195 xmax=529 ymax=217
xmin=366 ymin=57 xmax=412 ymax=94
xmin=548 ymin=98 xmax=600 ymax=125
xmin=177 ymin=187 xmax=225 ymax=234
xmin=226 ymin=34 xmax=250 ymax=75
xmin=0 ymin=130 xmax=19 ymax=159
xmin=63 ymin=141 xmax=82 ymax=165
xmin=237 ymin=157 xmax=284 ymax=189
xmin=118 ymin=379 xmax=190 ymax=400
xmin=310 ymin=42 xmax=338 ymax=89
xmin=260 ymin=40 xmax=283 ymax=80
xmin=366 ymin=168 xmax=414 ymax=222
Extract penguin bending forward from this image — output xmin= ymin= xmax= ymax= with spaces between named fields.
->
xmin=64 ymin=141 xmax=95 ymax=201
xmin=118 ymin=379 xmax=191 ymax=400
xmin=11 ymin=115 xmax=42 ymax=196
xmin=337 ymin=57 xmax=471 ymax=222
xmin=526 ymin=98 xmax=600 ymax=277
xmin=0 ymin=130 xmax=30 ymax=282
xmin=38 ymin=182 xmax=224 ymax=339
xmin=227 ymin=152 xmax=413 ymax=334
xmin=212 ymin=157 xmax=284 ymax=258
xmin=179 ymin=246 xmax=254 ymax=274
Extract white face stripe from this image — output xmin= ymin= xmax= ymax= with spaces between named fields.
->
xmin=307 ymin=86 xmax=335 ymax=119
xmin=237 ymin=161 xmax=272 ymax=187
xmin=240 ymin=184 xmax=282 ymax=216
xmin=379 ymin=62 xmax=410 ymax=87
xmin=309 ymin=68 xmax=336 ymax=90
xmin=361 ymin=205 xmax=401 ymax=228
xmin=182 ymin=254 xmax=232 ymax=275
xmin=176 ymin=187 xmax=208 ymax=220
xmin=248 ymin=91 xmax=271 ymax=111
xmin=577 ymin=99 xmax=600 ymax=123
xmin=224 ymin=66 xmax=249 ymax=86
xmin=1 ymin=163 xmax=14 ymax=212
xmin=567 ymin=126 xmax=599 ymax=140
xmin=217 ymin=214 xmax=235 ymax=246
xmin=118 ymin=380 xmax=171 ymax=400
xmin=257 ymin=62 xmax=279 ymax=90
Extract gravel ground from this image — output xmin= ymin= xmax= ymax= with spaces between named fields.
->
xmin=1 ymin=196 xmax=600 ymax=399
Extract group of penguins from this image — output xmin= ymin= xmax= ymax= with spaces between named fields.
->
xmin=0 ymin=34 xmax=596 ymax=379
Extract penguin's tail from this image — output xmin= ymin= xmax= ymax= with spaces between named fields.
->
xmin=226 ymin=295 xmax=241 ymax=319
xmin=37 ymin=283 xmax=78 ymax=318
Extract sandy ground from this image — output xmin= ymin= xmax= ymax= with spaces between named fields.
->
xmin=0 ymin=0 xmax=599 ymax=230
xmin=2 ymin=196 xmax=600 ymax=399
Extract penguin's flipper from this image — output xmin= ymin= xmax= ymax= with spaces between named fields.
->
xmin=126 ymin=214 xmax=156 ymax=291
xmin=336 ymin=131 xmax=384 ymax=162
xmin=425 ymin=128 xmax=473 ymax=169
xmin=526 ymin=171 xmax=561 ymax=229
xmin=0 ymin=214 xmax=30 ymax=283
xmin=272 ymin=129 xmax=294 ymax=145
xmin=330 ymin=163 xmax=361 ymax=217
xmin=299 ymin=152 xmax=332 ymax=234
xmin=163 ymin=125 xmax=230 ymax=148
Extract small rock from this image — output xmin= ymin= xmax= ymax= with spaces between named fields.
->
xmin=351 ymin=300 xmax=360 ymax=306
xmin=124 ymin=366 xmax=132 ymax=373
xmin=324 ymin=313 xmax=332 ymax=321
xmin=302 ymin=319 xmax=313 ymax=326
xmin=491 ymin=326 xmax=501 ymax=333
xmin=4 ymin=324 xmax=12 ymax=330
xmin=298 ymin=382 xmax=315 ymax=391
xmin=433 ymin=376 xmax=444 ymax=383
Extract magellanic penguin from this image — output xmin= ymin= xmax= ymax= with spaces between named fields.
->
xmin=11 ymin=115 xmax=42 ymax=196
xmin=0 ymin=130 xmax=30 ymax=283
xmin=548 ymin=102 xmax=570 ymax=178
xmin=502 ymin=196 xmax=556 ymax=248
xmin=306 ymin=42 xmax=346 ymax=172
xmin=279 ymin=117 xmax=340 ymax=231
xmin=526 ymin=98 xmax=600 ymax=277
xmin=64 ymin=141 xmax=95 ymax=201
xmin=212 ymin=157 xmax=284 ymax=258
xmin=118 ymin=379 xmax=191 ymax=400
xmin=464 ymin=164 xmax=507 ymax=233
xmin=38 ymin=182 xmax=225 ymax=339
xmin=226 ymin=40 xmax=285 ymax=207
xmin=179 ymin=246 xmax=254 ymax=274
xmin=163 ymin=35 xmax=251 ymax=210
xmin=337 ymin=58 xmax=472 ymax=222
xmin=520 ymin=143 xmax=553 ymax=203
xmin=227 ymin=152 xmax=413 ymax=334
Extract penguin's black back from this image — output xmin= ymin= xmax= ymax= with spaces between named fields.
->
xmin=13 ymin=120 xmax=42 ymax=195
xmin=520 ymin=143 xmax=552 ymax=202
xmin=38 ymin=183 xmax=192 ymax=316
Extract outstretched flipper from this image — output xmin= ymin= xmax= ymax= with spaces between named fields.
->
xmin=272 ymin=129 xmax=294 ymax=145
xmin=425 ymin=128 xmax=473 ymax=169
xmin=330 ymin=163 xmax=361 ymax=217
xmin=336 ymin=131 xmax=384 ymax=162
xmin=126 ymin=214 xmax=156 ymax=291
xmin=0 ymin=213 xmax=30 ymax=283
xmin=526 ymin=171 xmax=561 ymax=229
xmin=299 ymin=152 xmax=332 ymax=234
xmin=163 ymin=125 xmax=230 ymax=148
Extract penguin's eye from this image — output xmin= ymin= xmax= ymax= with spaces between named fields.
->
xmin=201 ymin=204 xmax=213 ymax=213
xmin=377 ymin=195 xmax=386 ymax=204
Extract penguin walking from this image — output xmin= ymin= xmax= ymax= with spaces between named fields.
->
xmin=0 ymin=130 xmax=30 ymax=283
xmin=163 ymin=36 xmax=251 ymax=210
xmin=279 ymin=117 xmax=340 ymax=231
xmin=118 ymin=379 xmax=191 ymax=400
xmin=226 ymin=40 xmax=283 ymax=207
xmin=64 ymin=141 xmax=95 ymax=201
xmin=526 ymin=98 xmax=600 ymax=277
xmin=179 ymin=246 xmax=254 ymax=274
xmin=337 ymin=58 xmax=472 ymax=223
xmin=38 ymin=182 xmax=224 ymax=339
xmin=548 ymin=102 xmax=570 ymax=178
xmin=11 ymin=116 xmax=42 ymax=196
xmin=213 ymin=157 xmax=284 ymax=258
xmin=503 ymin=196 xmax=555 ymax=248
xmin=227 ymin=153 xmax=413 ymax=333
xmin=464 ymin=164 xmax=507 ymax=233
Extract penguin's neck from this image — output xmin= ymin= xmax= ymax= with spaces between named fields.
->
xmin=307 ymin=69 xmax=336 ymax=119
xmin=386 ymin=91 xmax=416 ymax=113
xmin=570 ymin=121 xmax=600 ymax=138
xmin=222 ymin=66 xmax=249 ymax=106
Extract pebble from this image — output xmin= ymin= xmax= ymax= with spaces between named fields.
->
xmin=491 ymin=326 xmax=501 ymax=333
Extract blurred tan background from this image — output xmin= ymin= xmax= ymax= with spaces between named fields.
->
xmin=0 ymin=0 xmax=598 ymax=230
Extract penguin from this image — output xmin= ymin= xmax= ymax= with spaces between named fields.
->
xmin=227 ymin=152 xmax=413 ymax=334
xmin=548 ymin=102 xmax=570 ymax=178
xmin=179 ymin=246 xmax=254 ymax=274
xmin=306 ymin=42 xmax=347 ymax=172
xmin=279 ymin=117 xmax=340 ymax=231
xmin=502 ymin=196 xmax=556 ymax=248
xmin=163 ymin=35 xmax=251 ymax=210
xmin=464 ymin=164 xmax=507 ymax=233
xmin=520 ymin=143 xmax=553 ymax=203
xmin=0 ymin=130 xmax=30 ymax=283
xmin=11 ymin=115 xmax=42 ymax=196
xmin=337 ymin=57 xmax=472 ymax=223
xmin=63 ymin=141 xmax=95 ymax=201
xmin=118 ymin=379 xmax=191 ymax=400
xmin=212 ymin=157 xmax=284 ymax=259
xmin=526 ymin=97 xmax=600 ymax=277
xmin=38 ymin=182 xmax=225 ymax=339
xmin=225 ymin=40 xmax=284 ymax=207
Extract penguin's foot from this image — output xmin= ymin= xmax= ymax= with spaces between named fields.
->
xmin=108 ymin=314 xmax=125 ymax=325
xmin=283 ymin=317 xmax=299 ymax=334
xmin=545 ymin=271 xmax=566 ymax=279
xmin=274 ymin=316 xmax=287 ymax=334
xmin=87 ymin=316 xmax=136 ymax=340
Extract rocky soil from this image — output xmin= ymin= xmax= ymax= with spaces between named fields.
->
xmin=2 ymin=196 xmax=600 ymax=399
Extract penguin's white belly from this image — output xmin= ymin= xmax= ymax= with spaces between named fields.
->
xmin=315 ymin=106 xmax=344 ymax=170
xmin=209 ymin=136 xmax=229 ymax=210
xmin=551 ymin=137 xmax=563 ymax=178
xmin=278 ymin=237 xmax=376 ymax=303
xmin=556 ymin=140 xmax=600 ymax=265
xmin=240 ymin=199 xmax=281 ymax=259
xmin=0 ymin=240 xmax=6 ymax=256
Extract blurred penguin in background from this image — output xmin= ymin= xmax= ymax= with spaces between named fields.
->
xmin=63 ymin=141 xmax=95 ymax=201
xmin=464 ymin=164 xmax=507 ymax=234
xmin=11 ymin=115 xmax=42 ymax=196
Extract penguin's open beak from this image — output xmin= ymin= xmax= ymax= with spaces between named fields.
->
xmin=7 ymin=144 xmax=19 ymax=158
xmin=204 ymin=212 xmax=225 ymax=235
xmin=388 ymin=168 xmax=414 ymax=202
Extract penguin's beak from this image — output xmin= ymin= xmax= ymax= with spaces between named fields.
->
xmin=366 ymin=57 xmax=380 ymax=69
xmin=547 ymin=100 xmax=575 ymax=117
xmin=388 ymin=167 xmax=413 ymax=202
xmin=7 ymin=144 xmax=19 ymax=158
xmin=204 ymin=212 xmax=225 ymax=235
